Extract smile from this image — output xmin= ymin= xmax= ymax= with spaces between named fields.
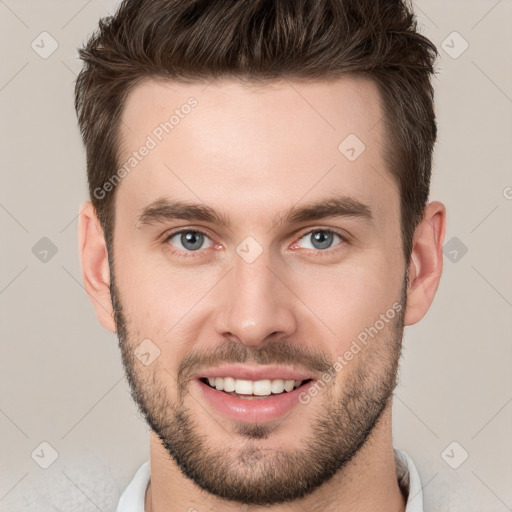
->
xmin=195 ymin=376 xmax=316 ymax=423
xmin=201 ymin=377 xmax=311 ymax=398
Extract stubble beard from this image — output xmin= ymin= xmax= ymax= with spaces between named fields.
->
xmin=110 ymin=263 xmax=407 ymax=506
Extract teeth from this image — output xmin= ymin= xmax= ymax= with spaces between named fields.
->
xmin=253 ymin=379 xmax=272 ymax=396
xmin=271 ymin=379 xmax=284 ymax=394
xmin=223 ymin=376 xmax=236 ymax=392
xmin=205 ymin=377 xmax=304 ymax=396
xmin=214 ymin=377 xmax=224 ymax=391
xmin=284 ymin=380 xmax=295 ymax=392
xmin=235 ymin=379 xmax=253 ymax=395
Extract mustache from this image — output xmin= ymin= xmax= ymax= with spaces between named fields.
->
xmin=177 ymin=339 xmax=333 ymax=385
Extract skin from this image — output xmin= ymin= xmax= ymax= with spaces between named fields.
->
xmin=79 ymin=76 xmax=446 ymax=512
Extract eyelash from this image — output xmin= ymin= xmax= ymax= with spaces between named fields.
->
xmin=162 ymin=227 xmax=348 ymax=259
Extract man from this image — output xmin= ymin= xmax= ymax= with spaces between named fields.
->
xmin=75 ymin=0 xmax=446 ymax=510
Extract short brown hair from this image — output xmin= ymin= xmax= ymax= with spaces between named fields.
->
xmin=75 ymin=0 xmax=438 ymax=262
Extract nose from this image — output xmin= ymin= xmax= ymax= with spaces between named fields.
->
xmin=214 ymin=249 xmax=298 ymax=347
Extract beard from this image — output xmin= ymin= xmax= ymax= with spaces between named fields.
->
xmin=110 ymin=260 xmax=408 ymax=506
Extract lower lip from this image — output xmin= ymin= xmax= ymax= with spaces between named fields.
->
xmin=194 ymin=379 xmax=315 ymax=424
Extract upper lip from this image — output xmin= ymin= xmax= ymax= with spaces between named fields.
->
xmin=193 ymin=364 xmax=316 ymax=382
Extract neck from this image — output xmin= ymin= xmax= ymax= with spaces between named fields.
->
xmin=145 ymin=407 xmax=406 ymax=512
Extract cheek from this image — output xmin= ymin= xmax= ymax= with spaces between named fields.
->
xmin=114 ymin=250 xmax=221 ymax=352
xmin=295 ymin=261 xmax=402 ymax=356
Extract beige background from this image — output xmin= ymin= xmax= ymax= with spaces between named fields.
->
xmin=0 ymin=1 xmax=511 ymax=510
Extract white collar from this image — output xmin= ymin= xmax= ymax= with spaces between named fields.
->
xmin=117 ymin=448 xmax=423 ymax=512
xmin=395 ymin=448 xmax=424 ymax=511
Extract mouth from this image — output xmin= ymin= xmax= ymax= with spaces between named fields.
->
xmin=199 ymin=376 xmax=314 ymax=399
xmin=194 ymin=373 xmax=317 ymax=424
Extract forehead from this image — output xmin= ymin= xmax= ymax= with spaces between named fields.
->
xmin=115 ymin=76 xmax=396 ymax=227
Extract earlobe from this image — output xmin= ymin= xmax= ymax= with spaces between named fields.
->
xmin=78 ymin=201 xmax=116 ymax=333
xmin=404 ymin=201 xmax=447 ymax=326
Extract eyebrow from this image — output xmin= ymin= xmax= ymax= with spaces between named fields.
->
xmin=136 ymin=195 xmax=374 ymax=230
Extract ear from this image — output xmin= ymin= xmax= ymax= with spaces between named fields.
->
xmin=78 ymin=201 xmax=116 ymax=332
xmin=404 ymin=201 xmax=447 ymax=326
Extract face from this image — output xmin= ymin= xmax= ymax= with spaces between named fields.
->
xmin=110 ymin=77 xmax=408 ymax=505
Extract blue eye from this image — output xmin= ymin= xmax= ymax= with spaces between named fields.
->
xmin=297 ymin=230 xmax=343 ymax=250
xmin=163 ymin=227 xmax=345 ymax=259
xmin=166 ymin=230 xmax=213 ymax=252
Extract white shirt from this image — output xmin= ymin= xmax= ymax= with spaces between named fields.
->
xmin=117 ymin=448 xmax=423 ymax=512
